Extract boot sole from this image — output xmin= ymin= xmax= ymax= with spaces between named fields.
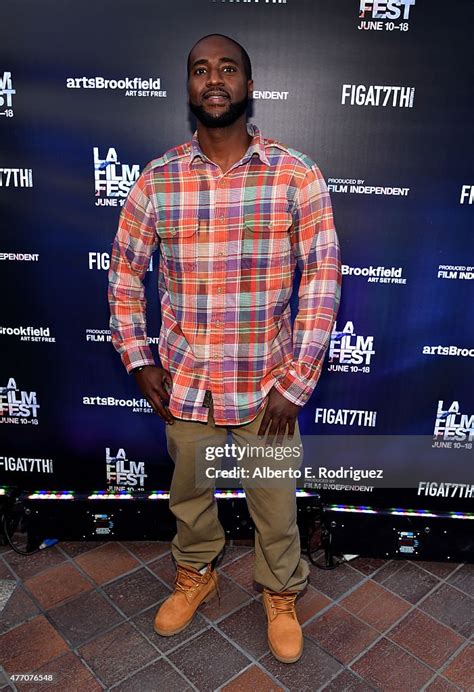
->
xmin=153 ymin=587 xmax=218 ymax=637
xmin=268 ymin=640 xmax=303 ymax=664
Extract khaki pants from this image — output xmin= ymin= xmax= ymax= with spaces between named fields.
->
xmin=165 ymin=399 xmax=309 ymax=593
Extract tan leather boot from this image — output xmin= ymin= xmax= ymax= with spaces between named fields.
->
xmin=263 ymin=588 xmax=303 ymax=663
xmin=153 ymin=563 xmax=219 ymax=636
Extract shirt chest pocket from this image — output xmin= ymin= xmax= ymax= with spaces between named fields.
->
xmin=242 ymin=214 xmax=292 ymax=269
xmin=156 ymin=219 xmax=199 ymax=272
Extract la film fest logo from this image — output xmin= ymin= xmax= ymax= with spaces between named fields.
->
xmin=0 ymin=455 xmax=53 ymax=474
xmin=342 ymin=264 xmax=407 ymax=285
xmin=0 ymin=168 xmax=33 ymax=187
xmin=66 ymin=76 xmax=167 ymax=98
xmin=341 ymin=84 xmax=415 ymax=108
xmin=88 ymin=251 xmax=154 ymax=272
xmin=358 ymin=0 xmax=416 ymax=31
xmin=433 ymin=400 xmax=474 ymax=449
xmin=0 ymin=378 xmax=39 ymax=425
xmin=327 ymin=177 xmax=409 ymax=197
xmin=0 ymin=325 xmax=55 ymax=343
xmin=94 ymin=147 xmax=140 ymax=206
xmin=328 ymin=321 xmax=375 ymax=374
xmin=315 ymin=406 xmax=377 ymax=428
xmin=0 ymin=71 xmax=15 ymax=118
xmin=106 ymin=448 xmax=147 ymax=490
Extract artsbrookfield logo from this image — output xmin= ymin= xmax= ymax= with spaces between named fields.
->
xmin=106 ymin=447 xmax=147 ymax=490
xmin=0 ymin=325 xmax=55 ymax=343
xmin=83 ymin=395 xmax=153 ymax=414
xmin=0 ymin=377 xmax=39 ymax=423
xmin=66 ymin=76 xmax=167 ymax=98
xmin=328 ymin=321 xmax=375 ymax=373
xmin=94 ymin=147 xmax=140 ymax=205
xmin=423 ymin=345 xmax=474 ymax=358
xmin=342 ymin=264 xmax=407 ymax=285
xmin=341 ymin=84 xmax=415 ymax=107
xmin=0 ymin=71 xmax=15 ymax=117
xmin=358 ymin=0 xmax=416 ymax=31
xmin=433 ymin=400 xmax=473 ymax=447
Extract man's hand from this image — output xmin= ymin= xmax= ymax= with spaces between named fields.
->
xmin=134 ymin=366 xmax=174 ymax=424
xmin=257 ymin=387 xmax=301 ymax=443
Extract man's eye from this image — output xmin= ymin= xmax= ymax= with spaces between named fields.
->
xmin=195 ymin=68 xmax=206 ymax=75
xmin=223 ymin=66 xmax=236 ymax=73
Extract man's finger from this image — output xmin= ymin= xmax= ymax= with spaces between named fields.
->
xmin=156 ymin=399 xmax=175 ymax=424
xmin=287 ymin=417 xmax=296 ymax=440
xmin=155 ymin=383 xmax=170 ymax=404
xmin=257 ymin=411 xmax=272 ymax=438
xmin=266 ymin=418 xmax=280 ymax=446
xmin=276 ymin=419 xmax=287 ymax=446
xmin=148 ymin=395 xmax=174 ymax=424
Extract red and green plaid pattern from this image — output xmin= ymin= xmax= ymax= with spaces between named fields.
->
xmin=108 ymin=125 xmax=341 ymax=425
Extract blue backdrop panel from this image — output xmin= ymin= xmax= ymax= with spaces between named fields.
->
xmin=1 ymin=0 xmax=472 ymax=508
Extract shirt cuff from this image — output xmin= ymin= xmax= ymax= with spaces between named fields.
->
xmin=121 ymin=344 xmax=156 ymax=374
xmin=273 ymin=366 xmax=319 ymax=407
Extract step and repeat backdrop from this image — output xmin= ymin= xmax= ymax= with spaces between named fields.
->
xmin=1 ymin=0 xmax=472 ymax=509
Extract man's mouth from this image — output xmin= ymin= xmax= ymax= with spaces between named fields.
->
xmin=203 ymin=91 xmax=230 ymax=104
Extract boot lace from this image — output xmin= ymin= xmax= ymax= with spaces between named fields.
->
xmin=266 ymin=591 xmax=298 ymax=615
xmin=175 ymin=564 xmax=220 ymax=604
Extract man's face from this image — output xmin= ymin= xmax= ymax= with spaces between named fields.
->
xmin=188 ymin=36 xmax=253 ymax=128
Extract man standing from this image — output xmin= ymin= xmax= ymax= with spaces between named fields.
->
xmin=108 ymin=34 xmax=341 ymax=664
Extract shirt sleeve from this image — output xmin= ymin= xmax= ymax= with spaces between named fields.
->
xmin=273 ymin=164 xmax=342 ymax=405
xmin=107 ymin=171 xmax=159 ymax=373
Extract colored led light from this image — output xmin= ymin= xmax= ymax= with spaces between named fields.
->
xmin=22 ymin=494 xmax=474 ymax=519
xmin=88 ymin=492 xmax=134 ymax=499
xmin=326 ymin=504 xmax=474 ymax=520
xmin=28 ymin=491 xmax=74 ymax=500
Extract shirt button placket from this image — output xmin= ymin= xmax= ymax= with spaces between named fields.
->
xmin=209 ymin=174 xmax=228 ymax=421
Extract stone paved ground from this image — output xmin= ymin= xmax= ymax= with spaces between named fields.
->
xmin=0 ymin=540 xmax=472 ymax=691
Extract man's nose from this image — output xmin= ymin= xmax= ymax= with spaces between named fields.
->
xmin=206 ymin=67 xmax=224 ymax=85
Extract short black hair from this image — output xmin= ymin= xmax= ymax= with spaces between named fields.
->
xmin=187 ymin=34 xmax=252 ymax=81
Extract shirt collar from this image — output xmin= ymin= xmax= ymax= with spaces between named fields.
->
xmin=188 ymin=123 xmax=270 ymax=169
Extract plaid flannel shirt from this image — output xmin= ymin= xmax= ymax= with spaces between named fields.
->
xmin=108 ymin=124 xmax=341 ymax=425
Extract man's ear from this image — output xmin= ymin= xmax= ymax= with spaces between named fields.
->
xmin=248 ymin=79 xmax=254 ymax=98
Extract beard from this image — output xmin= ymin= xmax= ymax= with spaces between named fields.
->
xmin=189 ymin=94 xmax=249 ymax=128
